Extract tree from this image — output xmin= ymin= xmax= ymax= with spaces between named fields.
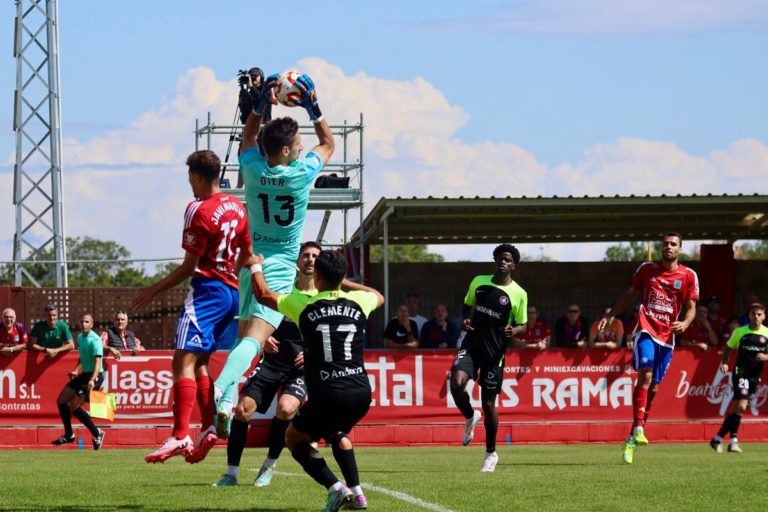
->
xmin=150 ymin=260 xmax=190 ymax=286
xmin=523 ymin=247 xmax=557 ymax=262
xmin=735 ymin=240 xmax=768 ymax=260
xmin=0 ymin=237 xmax=154 ymax=287
xmin=602 ymin=241 xmax=697 ymax=262
xmin=369 ymin=244 xmax=445 ymax=263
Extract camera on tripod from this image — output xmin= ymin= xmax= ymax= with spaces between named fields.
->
xmin=237 ymin=67 xmax=264 ymax=91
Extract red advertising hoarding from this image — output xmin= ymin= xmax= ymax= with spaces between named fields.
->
xmin=1 ymin=349 xmax=765 ymax=426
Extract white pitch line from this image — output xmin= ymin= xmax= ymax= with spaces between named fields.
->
xmin=267 ymin=471 xmax=458 ymax=512
xmin=359 ymin=482 xmax=458 ymax=512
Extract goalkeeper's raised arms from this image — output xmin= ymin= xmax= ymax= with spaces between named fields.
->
xmin=295 ymin=74 xmax=323 ymax=122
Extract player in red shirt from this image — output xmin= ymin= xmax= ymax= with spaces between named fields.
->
xmin=599 ymin=232 xmax=699 ymax=464
xmin=133 ymin=150 xmax=252 ymax=465
xmin=1 ymin=308 xmax=28 ymax=356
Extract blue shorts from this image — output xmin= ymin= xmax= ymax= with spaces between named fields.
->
xmin=174 ymin=278 xmax=239 ymax=352
xmin=238 ymin=255 xmax=296 ymax=329
xmin=632 ymin=332 xmax=674 ymax=384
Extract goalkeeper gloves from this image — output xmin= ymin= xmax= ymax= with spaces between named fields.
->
xmin=296 ymin=74 xmax=323 ymax=122
xmin=251 ymin=73 xmax=278 ymax=116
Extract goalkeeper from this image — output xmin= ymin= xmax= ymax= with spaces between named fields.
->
xmin=213 ymin=71 xmax=335 ymax=437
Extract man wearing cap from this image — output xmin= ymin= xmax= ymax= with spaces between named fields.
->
xmin=29 ymin=304 xmax=74 ymax=359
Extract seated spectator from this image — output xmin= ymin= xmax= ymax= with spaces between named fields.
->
xmin=589 ymin=306 xmax=624 ymax=349
xmin=622 ymin=304 xmax=640 ymax=349
xmin=101 ymin=310 xmax=144 ymax=358
xmin=705 ymin=296 xmax=728 ymax=346
xmin=512 ymin=305 xmax=550 ymax=350
xmin=554 ymin=304 xmax=588 ymax=348
xmin=405 ymin=293 xmax=428 ymax=334
xmin=722 ymin=315 xmax=742 ymax=344
xmin=420 ymin=304 xmax=460 ymax=349
xmin=1 ymin=308 xmax=28 ymax=356
xmin=29 ymin=304 xmax=74 ymax=359
xmin=680 ymin=305 xmax=718 ymax=351
xmin=384 ymin=304 xmax=419 ymax=349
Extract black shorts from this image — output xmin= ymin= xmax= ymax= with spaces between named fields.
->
xmin=65 ymin=372 xmax=104 ymax=402
xmin=451 ymin=349 xmax=505 ymax=395
xmin=240 ymin=361 xmax=306 ymax=414
xmin=732 ymin=371 xmax=760 ymax=401
xmin=292 ymin=389 xmax=371 ymax=442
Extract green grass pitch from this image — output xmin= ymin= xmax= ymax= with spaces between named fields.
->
xmin=1 ymin=443 xmax=765 ymax=511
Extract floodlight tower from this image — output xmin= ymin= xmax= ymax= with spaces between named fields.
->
xmin=12 ymin=0 xmax=67 ymax=287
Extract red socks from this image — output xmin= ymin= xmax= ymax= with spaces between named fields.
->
xmin=642 ymin=399 xmax=654 ymax=426
xmin=172 ymin=378 xmax=197 ymax=439
xmin=196 ymin=375 xmax=214 ymax=430
xmin=632 ymin=385 xmax=648 ymax=429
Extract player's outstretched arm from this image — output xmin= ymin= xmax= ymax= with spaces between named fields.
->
xmin=234 ymin=243 xmax=255 ymax=274
xmin=132 ymin=251 xmax=200 ymax=311
xmin=241 ymin=74 xmax=278 ymax=154
xmin=310 ymin=117 xmax=335 ymax=166
xmin=295 ymin=74 xmax=335 ymax=165
xmin=341 ymin=278 xmax=384 ymax=308
xmin=599 ymin=286 xmax=639 ymax=331
xmin=247 ymin=254 xmax=281 ymax=311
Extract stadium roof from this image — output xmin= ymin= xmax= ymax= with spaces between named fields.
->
xmin=353 ymin=194 xmax=768 ymax=245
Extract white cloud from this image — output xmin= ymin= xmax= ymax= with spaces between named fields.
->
xmin=7 ymin=59 xmax=767 ymax=266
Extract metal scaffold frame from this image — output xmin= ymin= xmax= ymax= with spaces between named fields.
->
xmin=12 ymin=0 xmax=67 ymax=287
xmin=194 ymin=112 xmax=367 ymax=280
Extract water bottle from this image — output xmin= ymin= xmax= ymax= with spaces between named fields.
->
xmin=506 ymin=433 xmax=512 ymax=446
xmin=78 ymin=437 xmax=84 ymax=450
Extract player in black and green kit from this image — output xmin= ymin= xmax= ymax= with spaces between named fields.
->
xmin=250 ymin=249 xmax=384 ymax=511
xmin=710 ymin=302 xmax=768 ymax=454
xmin=450 ymin=244 xmax=527 ymax=472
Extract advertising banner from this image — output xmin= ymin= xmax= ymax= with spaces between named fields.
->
xmin=1 ymin=349 xmax=765 ymax=425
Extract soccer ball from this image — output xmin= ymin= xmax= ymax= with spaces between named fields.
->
xmin=275 ymin=70 xmax=304 ymax=107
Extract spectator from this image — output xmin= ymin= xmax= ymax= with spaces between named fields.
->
xmin=705 ymin=296 xmax=728 ymax=346
xmin=680 ymin=305 xmax=718 ymax=351
xmin=405 ymin=293 xmax=428 ymax=334
xmin=512 ymin=305 xmax=550 ymax=350
xmin=589 ymin=306 xmax=624 ymax=349
xmin=1 ymin=308 xmax=28 ymax=356
xmin=420 ymin=304 xmax=460 ymax=349
xmin=554 ymin=304 xmax=589 ymax=348
xmin=29 ymin=304 xmax=74 ymax=358
xmin=723 ymin=315 xmax=741 ymax=344
xmin=739 ymin=293 xmax=761 ymax=325
xmin=101 ymin=310 xmax=144 ymax=359
xmin=384 ymin=304 xmax=419 ymax=349
xmin=623 ymin=304 xmax=640 ymax=349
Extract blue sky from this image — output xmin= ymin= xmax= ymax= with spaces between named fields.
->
xmin=1 ymin=1 xmax=767 ymax=264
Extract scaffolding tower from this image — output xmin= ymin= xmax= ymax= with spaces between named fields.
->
xmin=12 ymin=0 xmax=67 ymax=287
xmin=194 ymin=113 xmax=366 ymax=279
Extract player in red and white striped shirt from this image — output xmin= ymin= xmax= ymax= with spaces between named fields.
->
xmin=133 ymin=150 xmax=252 ymax=465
